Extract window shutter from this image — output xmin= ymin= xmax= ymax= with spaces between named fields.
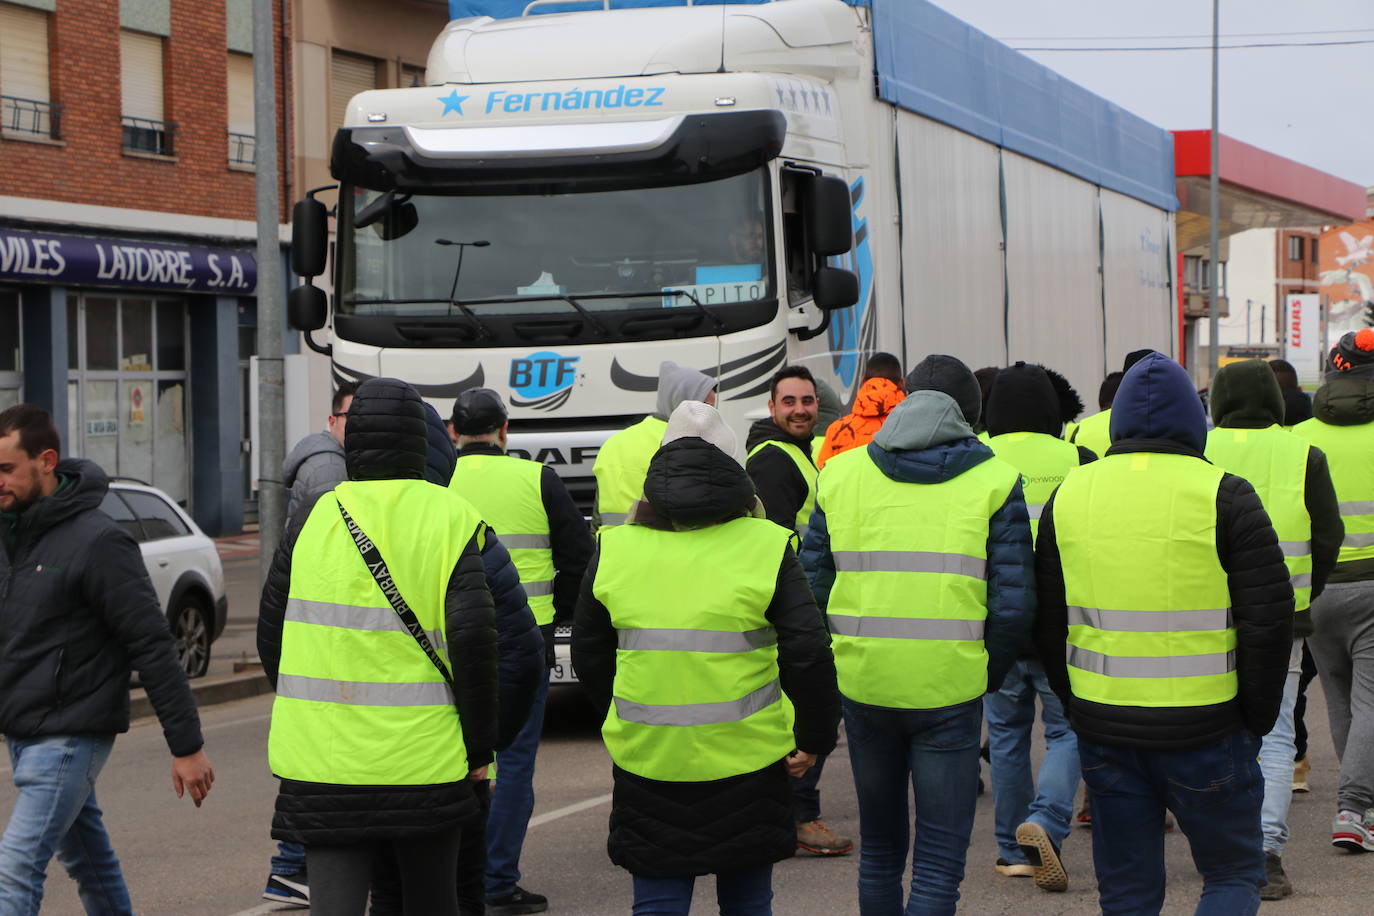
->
xmin=227 ymin=52 xmax=254 ymax=135
xmin=120 ymin=30 xmax=164 ymax=122
xmin=0 ymin=5 xmax=50 ymax=104
xmin=401 ymin=64 xmax=426 ymax=88
xmin=330 ymin=51 xmax=377 ymax=139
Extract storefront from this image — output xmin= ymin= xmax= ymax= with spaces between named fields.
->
xmin=0 ymin=227 xmax=257 ymax=535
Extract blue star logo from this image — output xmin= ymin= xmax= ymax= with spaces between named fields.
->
xmin=438 ymin=90 xmax=468 ymax=116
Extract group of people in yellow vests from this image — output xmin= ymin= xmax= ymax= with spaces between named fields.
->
xmin=260 ymin=327 xmax=1374 ymax=916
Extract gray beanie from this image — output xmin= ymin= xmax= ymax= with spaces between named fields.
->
xmin=905 ymin=354 xmax=982 ymax=426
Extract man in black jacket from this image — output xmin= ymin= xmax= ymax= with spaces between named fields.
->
xmin=1034 ymin=352 xmax=1293 ymax=915
xmin=0 ymin=404 xmax=213 ymax=913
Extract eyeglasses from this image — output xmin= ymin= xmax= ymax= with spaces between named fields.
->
xmin=331 ymin=412 xmax=349 ymax=418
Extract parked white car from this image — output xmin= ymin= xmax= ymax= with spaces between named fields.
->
xmin=100 ymin=480 xmax=227 ymax=678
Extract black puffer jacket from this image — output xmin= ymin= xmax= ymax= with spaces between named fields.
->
xmin=0 ymin=458 xmax=202 ymax=756
xmin=745 ymin=418 xmax=815 ymax=532
xmin=572 ymin=437 xmax=839 ymax=878
xmin=1034 ymin=353 xmax=1294 ymax=749
xmin=258 ymin=378 xmax=498 ymax=844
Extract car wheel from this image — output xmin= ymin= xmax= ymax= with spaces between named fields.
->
xmin=170 ymin=597 xmax=211 ymax=679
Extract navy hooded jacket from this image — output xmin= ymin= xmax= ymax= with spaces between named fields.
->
xmin=1033 ymin=352 xmax=1294 ymax=748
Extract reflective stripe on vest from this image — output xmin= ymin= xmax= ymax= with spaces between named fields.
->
xmin=1205 ymin=425 xmax=1314 ymax=610
xmin=593 ymin=517 xmax=796 ymax=782
xmin=1294 ymin=419 xmax=1374 ymax=565
xmin=593 ymin=417 xmax=667 ymax=530
xmin=986 ymin=432 xmax=1084 ymax=544
xmin=269 ymin=480 xmax=482 ymax=787
xmin=450 ymin=453 xmax=556 ymax=624
xmin=817 ymin=444 xmax=1020 ymax=709
xmin=1053 ymin=452 xmax=1237 ymax=708
xmin=747 ymin=439 xmax=818 ymax=537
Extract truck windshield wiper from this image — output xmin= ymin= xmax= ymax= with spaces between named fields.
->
xmin=649 ymin=288 xmax=726 ymax=331
xmin=344 ymin=297 xmax=493 ymax=340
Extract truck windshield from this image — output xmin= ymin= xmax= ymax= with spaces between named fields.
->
xmin=336 ymin=169 xmax=773 ymax=319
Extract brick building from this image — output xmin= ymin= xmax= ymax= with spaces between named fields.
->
xmin=0 ymin=0 xmax=291 ymax=535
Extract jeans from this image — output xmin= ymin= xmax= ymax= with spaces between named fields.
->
xmin=630 ymin=864 xmax=773 ymax=916
xmin=308 ymin=827 xmax=465 ymax=916
xmin=842 ymin=697 xmax=981 ymax=916
xmin=271 ymin=840 xmax=307 ymax=876
xmin=0 ymin=734 xmax=129 ymax=916
xmin=790 ymin=753 xmax=827 ymax=823
xmin=1079 ymin=732 xmax=1265 ymax=916
xmin=983 ymin=658 xmax=1079 ymax=864
xmin=486 ymin=670 xmax=549 ymax=898
xmin=1308 ymin=579 xmax=1374 ymax=812
xmin=1258 ymin=639 xmax=1303 ymax=854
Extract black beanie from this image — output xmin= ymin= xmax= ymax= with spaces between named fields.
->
xmin=1123 ymin=349 xmax=1154 ymax=372
xmin=1329 ymin=329 xmax=1374 ymax=379
xmin=905 ymin=354 xmax=982 ymax=426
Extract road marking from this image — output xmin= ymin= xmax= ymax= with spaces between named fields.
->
xmin=528 ymin=792 xmax=612 ymax=828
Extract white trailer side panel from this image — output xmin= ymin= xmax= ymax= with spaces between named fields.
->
xmin=896 ymin=113 xmax=1006 ymax=372
xmin=1100 ymin=188 xmax=1176 ymax=368
xmin=1003 ymin=151 xmax=1104 ymax=403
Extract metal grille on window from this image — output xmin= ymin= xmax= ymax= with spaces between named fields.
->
xmin=227 ymin=51 xmax=254 ymax=166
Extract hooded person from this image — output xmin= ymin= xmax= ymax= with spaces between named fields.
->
xmin=1033 ymin=351 xmax=1293 ymax=914
xmin=1068 ymin=351 xmax=1147 ymax=460
xmin=1203 ymin=358 xmax=1342 ymax=897
xmin=979 ymin=361 xmax=1095 ymax=891
xmin=811 ymin=377 xmax=844 ymax=456
xmin=258 ymin=378 xmax=500 ymax=916
xmin=592 ymin=361 xmax=716 ymax=530
xmin=571 ymin=400 xmax=839 ymax=913
xmin=1268 ymin=359 xmax=1313 ymax=427
xmin=801 ymin=354 xmax=1035 ymax=912
xmin=1293 ymin=328 xmax=1374 ymax=856
xmin=816 ymin=352 xmax=905 ymax=468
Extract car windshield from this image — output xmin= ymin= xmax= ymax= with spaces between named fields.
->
xmin=336 ymin=169 xmax=773 ymax=318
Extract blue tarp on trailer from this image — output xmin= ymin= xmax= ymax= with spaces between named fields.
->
xmin=871 ymin=0 xmax=1176 ymax=211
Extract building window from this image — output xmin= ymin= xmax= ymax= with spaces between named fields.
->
xmin=1311 ymin=237 xmax=1319 ymax=264
xmin=227 ymin=51 xmax=254 ymax=166
xmin=121 ymin=30 xmax=175 ymax=156
xmin=329 ymin=50 xmax=379 ymax=152
xmin=1288 ymin=235 xmax=1304 ymax=262
xmin=0 ymin=3 xmax=60 ymax=139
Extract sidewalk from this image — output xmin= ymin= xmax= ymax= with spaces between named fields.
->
xmin=215 ymin=532 xmax=260 ymax=561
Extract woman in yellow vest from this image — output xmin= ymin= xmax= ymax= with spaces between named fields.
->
xmin=1033 ymin=352 xmax=1294 ymax=915
xmin=258 ymin=379 xmax=501 ymax=916
xmin=573 ymin=401 xmax=839 ymax=914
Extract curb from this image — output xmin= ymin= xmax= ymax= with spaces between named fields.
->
xmin=131 ymin=671 xmax=273 ymax=721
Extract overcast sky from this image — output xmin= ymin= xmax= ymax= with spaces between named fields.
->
xmin=927 ymin=0 xmax=1374 ymax=188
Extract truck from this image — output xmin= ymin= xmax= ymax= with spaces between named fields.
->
xmin=289 ymin=0 xmax=1180 ymax=515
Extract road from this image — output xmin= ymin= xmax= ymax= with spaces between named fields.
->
xmin=10 ymin=553 xmax=1365 ymax=914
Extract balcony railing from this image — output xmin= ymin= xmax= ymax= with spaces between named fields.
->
xmin=1 ymin=96 xmax=62 ymax=139
xmin=228 ymin=130 xmax=256 ymax=166
xmin=121 ymin=116 xmax=176 ymax=156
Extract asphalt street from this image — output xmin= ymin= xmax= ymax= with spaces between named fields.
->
xmin=8 ymin=553 xmax=1367 ymax=914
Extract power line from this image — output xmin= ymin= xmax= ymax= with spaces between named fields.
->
xmin=1012 ymin=38 xmax=1374 ymax=51
xmin=999 ymin=28 xmax=1374 ymax=41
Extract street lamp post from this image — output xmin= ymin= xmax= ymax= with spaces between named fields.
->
xmin=1207 ymin=0 xmax=1221 ymax=385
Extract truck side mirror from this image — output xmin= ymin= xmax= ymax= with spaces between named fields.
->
xmin=805 ymin=175 xmax=853 ymax=257
xmin=813 ymin=266 xmax=858 ymax=310
xmin=288 ymin=284 xmax=327 ymax=332
xmin=291 ymin=196 xmax=329 ymax=278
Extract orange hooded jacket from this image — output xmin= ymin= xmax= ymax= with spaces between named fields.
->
xmin=816 ymin=377 xmax=906 ymax=468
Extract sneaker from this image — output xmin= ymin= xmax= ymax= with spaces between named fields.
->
xmin=796 ymin=819 xmax=854 ymax=856
xmin=1260 ymin=852 xmax=1292 ymax=900
xmin=1332 ymin=810 xmax=1374 ymax=853
xmin=486 ymin=885 xmax=549 ymax=915
xmin=994 ymin=857 xmax=1035 ymax=878
xmin=1015 ymin=821 xmax=1068 ymax=892
xmin=1292 ymin=756 xmax=1311 ymax=793
xmin=262 ymin=871 xmax=309 ymax=908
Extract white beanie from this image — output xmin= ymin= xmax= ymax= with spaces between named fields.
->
xmin=661 ymin=400 xmax=738 ymax=462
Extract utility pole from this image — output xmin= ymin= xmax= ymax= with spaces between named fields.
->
xmin=253 ymin=0 xmax=284 ymax=585
xmin=1207 ymin=0 xmax=1221 ymax=386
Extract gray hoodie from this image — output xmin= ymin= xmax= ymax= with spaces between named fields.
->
xmin=654 ymin=361 xmax=716 ymax=420
xmin=282 ymin=431 xmax=346 ymax=525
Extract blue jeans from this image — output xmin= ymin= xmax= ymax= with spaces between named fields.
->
xmin=486 ymin=670 xmax=550 ymax=898
xmin=0 ymin=735 xmax=129 ymax=916
xmin=270 ymin=841 xmax=306 ymax=876
xmin=1258 ymin=639 xmax=1303 ymax=855
xmin=631 ymin=864 xmax=773 ymax=915
xmin=842 ymin=697 xmax=981 ymax=916
xmin=1079 ymin=731 xmax=1265 ymax=916
xmin=983 ymin=659 xmax=1079 ymax=864
xmin=790 ymin=753 xmax=827 ymax=823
